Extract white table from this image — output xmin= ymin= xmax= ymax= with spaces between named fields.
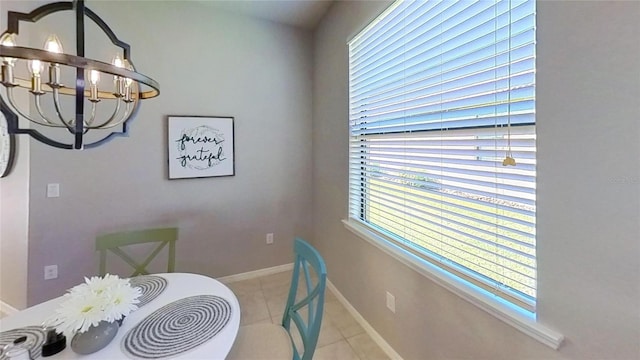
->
xmin=0 ymin=273 xmax=241 ymax=359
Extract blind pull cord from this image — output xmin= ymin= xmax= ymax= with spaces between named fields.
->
xmin=503 ymin=1 xmax=516 ymax=167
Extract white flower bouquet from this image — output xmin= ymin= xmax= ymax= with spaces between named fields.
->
xmin=51 ymin=274 xmax=141 ymax=335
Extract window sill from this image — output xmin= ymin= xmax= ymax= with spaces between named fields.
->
xmin=342 ymin=218 xmax=564 ymax=350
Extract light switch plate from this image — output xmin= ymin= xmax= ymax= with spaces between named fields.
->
xmin=44 ymin=265 xmax=58 ymax=280
xmin=47 ymin=183 xmax=60 ymax=198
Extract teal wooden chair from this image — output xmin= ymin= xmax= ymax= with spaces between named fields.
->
xmin=96 ymin=227 xmax=178 ymax=277
xmin=228 ymin=237 xmax=327 ymax=360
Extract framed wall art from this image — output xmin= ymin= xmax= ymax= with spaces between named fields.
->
xmin=167 ymin=116 xmax=235 ymax=179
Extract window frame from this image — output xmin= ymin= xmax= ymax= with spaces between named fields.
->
xmin=344 ymin=0 xmax=563 ymax=348
xmin=342 ymin=218 xmax=562 ymax=348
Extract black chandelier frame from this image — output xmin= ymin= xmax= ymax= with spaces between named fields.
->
xmin=0 ymin=0 xmax=160 ymax=149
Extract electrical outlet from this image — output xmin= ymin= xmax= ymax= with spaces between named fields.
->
xmin=386 ymin=291 xmax=396 ymax=313
xmin=44 ymin=265 xmax=58 ymax=280
xmin=266 ymin=233 xmax=274 ymax=245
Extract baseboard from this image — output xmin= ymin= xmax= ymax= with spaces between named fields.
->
xmin=327 ymin=280 xmax=404 ymax=360
xmin=217 ymin=263 xmax=294 ymax=284
xmin=0 ymin=300 xmax=19 ymax=316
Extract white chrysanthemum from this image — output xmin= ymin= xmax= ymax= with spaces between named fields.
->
xmin=102 ymin=283 xmax=141 ymax=322
xmin=85 ymin=274 xmax=127 ymax=295
xmin=52 ymin=274 xmax=142 ymax=335
xmin=54 ymin=290 xmax=107 ymax=335
xmin=66 ymin=282 xmax=91 ymax=297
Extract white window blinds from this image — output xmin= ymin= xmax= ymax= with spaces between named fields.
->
xmin=348 ymin=0 xmax=536 ymax=311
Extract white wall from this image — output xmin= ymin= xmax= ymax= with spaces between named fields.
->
xmin=313 ymin=1 xmax=640 ymax=359
xmin=0 ymin=0 xmax=313 ymax=306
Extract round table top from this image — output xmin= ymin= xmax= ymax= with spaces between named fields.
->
xmin=0 ymin=273 xmax=241 ymax=360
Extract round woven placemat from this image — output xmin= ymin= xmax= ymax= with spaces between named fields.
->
xmin=0 ymin=326 xmax=47 ymax=360
xmin=129 ymin=275 xmax=168 ymax=307
xmin=122 ymin=295 xmax=232 ymax=359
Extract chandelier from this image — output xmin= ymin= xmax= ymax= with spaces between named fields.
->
xmin=0 ymin=0 xmax=159 ymax=150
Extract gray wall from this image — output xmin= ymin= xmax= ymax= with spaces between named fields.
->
xmin=0 ymin=0 xmax=34 ymax=310
xmin=3 ymin=0 xmax=639 ymax=357
xmin=5 ymin=0 xmax=313 ymax=306
xmin=312 ymin=1 xmax=639 ymax=359
xmin=0 ymin=104 xmax=30 ymax=310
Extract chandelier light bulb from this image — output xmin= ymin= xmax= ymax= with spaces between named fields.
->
xmin=112 ymin=54 xmax=126 ymax=97
xmin=44 ymin=34 xmax=63 ymax=53
xmin=123 ymin=59 xmax=133 ymax=87
xmin=89 ymin=70 xmax=100 ymax=85
xmin=112 ymin=55 xmax=123 ymax=68
xmin=0 ymin=33 xmax=17 ymax=66
xmin=112 ymin=54 xmax=124 ymax=84
xmin=28 ymin=59 xmax=44 ymax=94
xmin=0 ymin=33 xmax=16 ymax=46
xmin=28 ymin=59 xmax=43 ymax=76
xmin=88 ymin=69 xmax=100 ymax=102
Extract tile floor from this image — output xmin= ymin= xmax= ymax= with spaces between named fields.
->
xmin=225 ymin=270 xmax=390 ymax=360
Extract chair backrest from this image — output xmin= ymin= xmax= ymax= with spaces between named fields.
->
xmin=281 ymin=238 xmax=327 ymax=360
xmin=96 ymin=227 xmax=178 ymax=277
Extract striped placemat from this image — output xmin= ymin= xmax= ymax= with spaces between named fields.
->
xmin=129 ymin=275 xmax=168 ymax=307
xmin=122 ymin=295 xmax=232 ymax=359
xmin=0 ymin=326 xmax=47 ymax=360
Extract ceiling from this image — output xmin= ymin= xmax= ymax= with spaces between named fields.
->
xmin=195 ymin=0 xmax=334 ymax=30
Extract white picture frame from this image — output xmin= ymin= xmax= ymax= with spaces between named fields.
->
xmin=167 ymin=116 xmax=235 ymax=179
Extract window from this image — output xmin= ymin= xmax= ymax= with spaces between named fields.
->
xmin=348 ymin=0 xmax=536 ymax=311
